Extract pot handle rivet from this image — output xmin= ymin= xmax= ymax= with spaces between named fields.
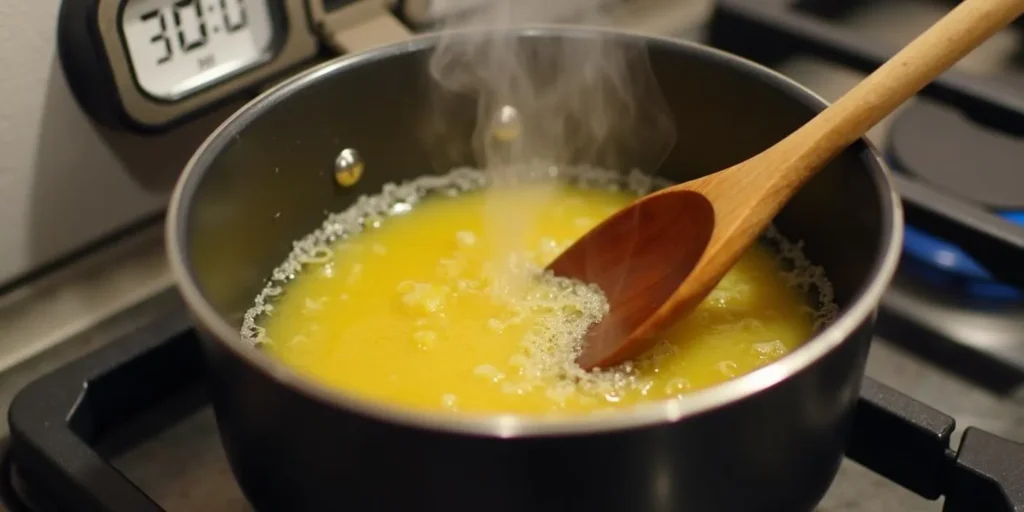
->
xmin=335 ymin=148 xmax=364 ymax=187
xmin=491 ymin=105 xmax=521 ymax=142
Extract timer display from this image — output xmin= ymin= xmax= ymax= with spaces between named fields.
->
xmin=121 ymin=0 xmax=276 ymax=100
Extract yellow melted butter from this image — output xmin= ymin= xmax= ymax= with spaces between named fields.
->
xmin=259 ymin=183 xmax=816 ymax=415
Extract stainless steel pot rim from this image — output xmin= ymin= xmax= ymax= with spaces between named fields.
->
xmin=166 ymin=25 xmax=905 ymax=437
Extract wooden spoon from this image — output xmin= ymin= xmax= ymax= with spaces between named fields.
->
xmin=548 ymin=0 xmax=1024 ymax=370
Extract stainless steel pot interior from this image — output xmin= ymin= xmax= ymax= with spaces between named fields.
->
xmin=166 ymin=26 xmax=903 ymax=436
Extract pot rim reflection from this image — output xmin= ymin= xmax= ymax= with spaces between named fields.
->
xmin=166 ymin=25 xmax=904 ymax=437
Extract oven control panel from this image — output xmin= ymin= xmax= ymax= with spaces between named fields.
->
xmin=57 ymin=0 xmax=390 ymax=133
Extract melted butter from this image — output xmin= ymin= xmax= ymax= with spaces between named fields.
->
xmin=258 ymin=183 xmax=818 ymax=415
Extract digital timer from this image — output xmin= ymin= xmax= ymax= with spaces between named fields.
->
xmin=57 ymin=0 xmax=402 ymax=133
xmin=121 ymin=0 xmax=276 ymax=100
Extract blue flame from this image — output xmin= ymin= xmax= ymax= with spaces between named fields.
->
xmin=901 ymin=212 xmax=1022 ymax=302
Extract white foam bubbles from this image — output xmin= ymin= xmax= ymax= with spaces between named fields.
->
xmin=240 ymin=164 xmax=839 ymax=408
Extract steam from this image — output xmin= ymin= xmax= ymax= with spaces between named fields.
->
xmin=426 ymin=0 xmax=677 ymax=174
xmin=424 ymin=0 xmax=677 ymax=304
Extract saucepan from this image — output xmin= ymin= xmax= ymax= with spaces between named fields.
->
xmin=166 ymin=10 xmax=904 ymax=512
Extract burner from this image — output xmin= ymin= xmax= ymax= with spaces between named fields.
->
xmin=1005 ymin=211 xmax=1024 ymax=224
xmin=885 ymin=100 xmax=1024 ymax=303
xmin=886 ymin=100 xmax=1024 ymax=211
xmin=901 ymin=223 xmax=1023 ymax=304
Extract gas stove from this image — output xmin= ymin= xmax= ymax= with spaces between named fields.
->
xmin=1 ymin=0 xmax=1023 ymax=511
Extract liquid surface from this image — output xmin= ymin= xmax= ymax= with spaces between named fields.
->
xmin=248 ymin=170 xmax=833 ymax=415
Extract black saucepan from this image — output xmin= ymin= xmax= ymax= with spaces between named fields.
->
xmin=166 ymin=26 xmax=903 ymax=511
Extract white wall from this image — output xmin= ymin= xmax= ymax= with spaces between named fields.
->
xmin=0 ymin=1 xmax=240 ymax=286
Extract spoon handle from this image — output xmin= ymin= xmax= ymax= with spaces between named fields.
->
xmin=775 ymin=0 xmax=1024 ymax=181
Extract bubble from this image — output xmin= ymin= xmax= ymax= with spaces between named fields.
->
xmin=413 ymin=330 xmax=439 ymax=351
xmin=487 ymin=318 xmax=505 ymax=333
xmin=456 ymin=278 xmax=479 ymax=292
xmin=753 ymin=340 xmax=787 ymax=362
xmin=762 ymin=224 xmax=839 ymax=329
xmin=320 ymin=263 xmax=335 ymax=278
xmin=296 ymin=247 xmax=333 ymax=266
xmin=286 ymin=335 xmax=308 ymax=347
xmin=346 ymin=263 xmax=364 ymax=284
xmin=664 ymin=378 xmax=690 ymax=394
xmin=717 ymin=361 xmax=739 ymax=377
xmin=441 ymin=394 xmax=457 ymax=409
xmin=302 ymin=297 xmax=326 ymax=316
xmin=473 ymin=364 xmax=505 ymax=383
xmin=400 ymin=282 xmax=450 ymax=315
xmin=545 ymin=382 xmax=576 ymax=404
xmin=455 ymin=230 xmax=477 ymax=248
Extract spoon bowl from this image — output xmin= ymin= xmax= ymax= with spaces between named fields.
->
xmin=547 ymin=189 xmax=714 ymax=369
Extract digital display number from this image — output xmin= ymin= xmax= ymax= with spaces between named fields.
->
xmin=121 ymin=0 xmax=275 ymax=100
xmin=140 ymin=0 xmax=249 ymax=64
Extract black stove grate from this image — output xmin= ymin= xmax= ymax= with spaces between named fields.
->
xmin=2 ymin=309 xmax=1023 ymax=512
